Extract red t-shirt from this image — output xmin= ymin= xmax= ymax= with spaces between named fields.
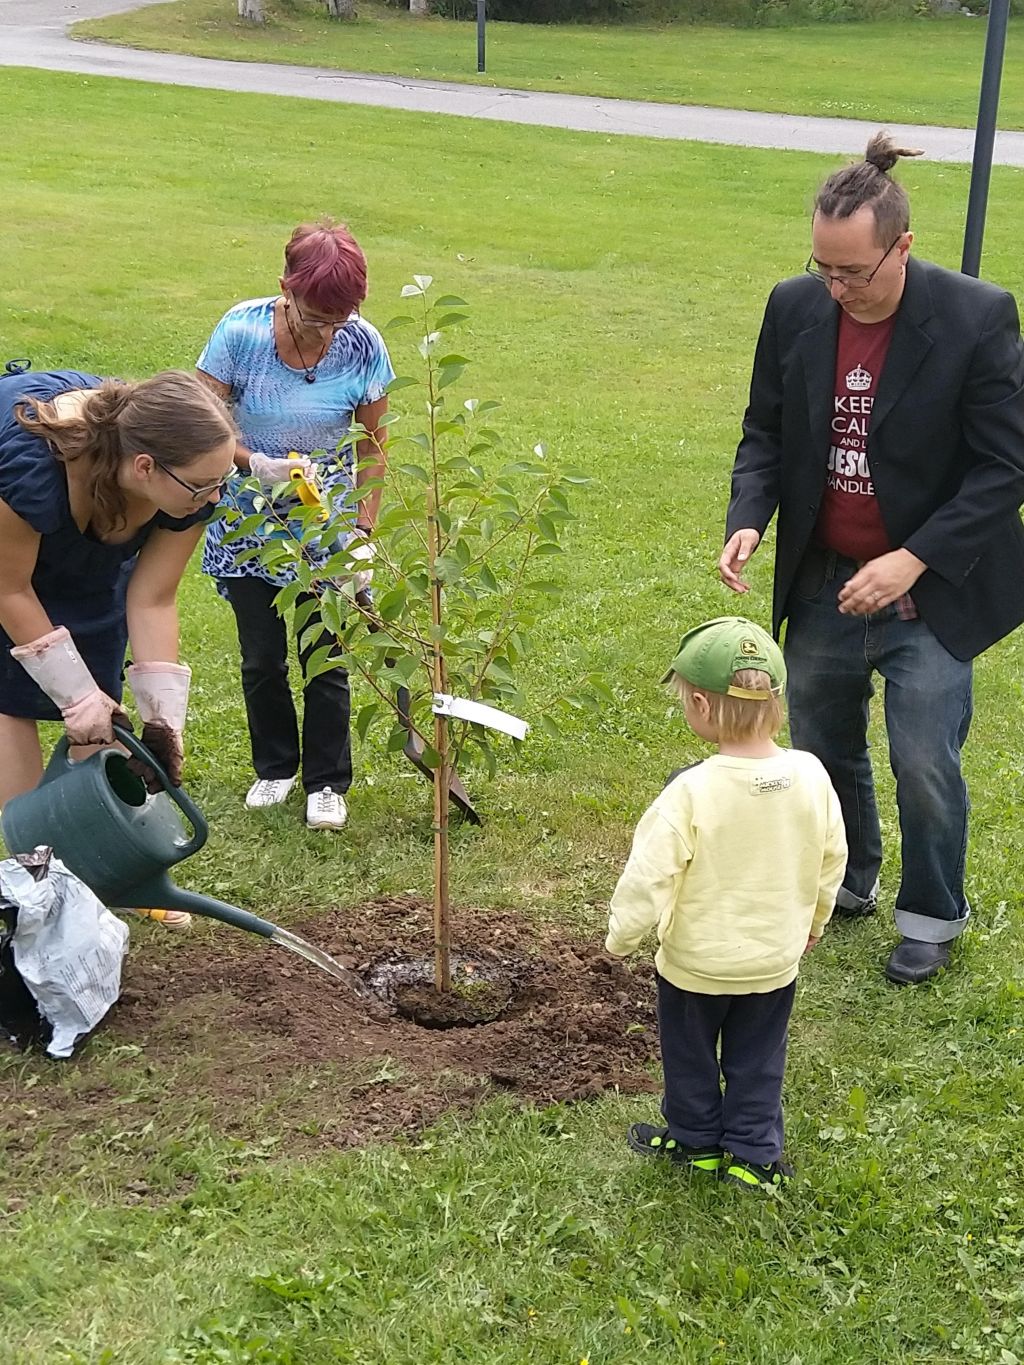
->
xmin=813 ymin=310 xmax=896 ymax=561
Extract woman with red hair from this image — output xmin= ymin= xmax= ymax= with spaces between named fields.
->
xmin=197 ymin=220 xmax=393 ymax=832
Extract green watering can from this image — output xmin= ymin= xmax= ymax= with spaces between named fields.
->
xmin=1 ymin=726 xmax=373 ymax=996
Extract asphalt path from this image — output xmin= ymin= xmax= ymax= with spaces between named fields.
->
xmin=2 ymin=0 xmax=1022 ymax=164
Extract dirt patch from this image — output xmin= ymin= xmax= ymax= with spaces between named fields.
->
xmin=4 ymin=897 xmax=660 ymax=1159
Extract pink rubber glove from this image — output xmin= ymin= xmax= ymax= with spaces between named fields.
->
xmin=11 ymin=626 xmax=126 ymax=745
xmin=126 ymin=662 xmax=191 ymax=790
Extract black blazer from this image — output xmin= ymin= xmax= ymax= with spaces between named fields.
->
xmin=725 ymin=257 xmax=1024 ymax=661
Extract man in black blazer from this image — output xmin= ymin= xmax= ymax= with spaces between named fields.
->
xmin=719 ymin=134 xmax=1024 ymax=984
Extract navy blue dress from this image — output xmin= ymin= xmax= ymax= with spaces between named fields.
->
xmin=0 ymin=370 xmax=212 ymax=721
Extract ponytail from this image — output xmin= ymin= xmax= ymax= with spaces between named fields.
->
xmin=15 ymin=370 xmax=236 ymax=534
xmin=814 ymin=131 xmax=924 ymax=244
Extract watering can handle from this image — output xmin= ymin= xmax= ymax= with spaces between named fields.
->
xmin=110 ymin=724 xmax=209 ymax=857
xmin=42 ymin=726 xmax=208 ymax=858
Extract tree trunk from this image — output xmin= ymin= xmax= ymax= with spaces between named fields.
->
xmin=426 ymin=487 xmax=451 ymax=994
xmin=238 ymin=0 xmax=264 ymax=21
xmin=409 ymin=0 xmax=430 ymax=14
xmin=324 ymin=0 xmax=356 ymax=15
xmin=432 ymin=714 xmax=451 ymax=994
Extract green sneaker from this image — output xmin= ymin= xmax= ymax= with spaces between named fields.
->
xmin=721 ymin=1157 xmax=794 ymax=1191
xmin=626 ymin=1124 xmax=724 ymax=1174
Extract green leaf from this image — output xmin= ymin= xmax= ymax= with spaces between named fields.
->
xmin=395 ymin=462 xmax=431 ymax=483
xmin=485 ymin=659 xmax=516 ymax=686
xmin=536 ymin=512 xmax=558 ymax=541
xmin=437 ymin=354 xmax=470 ymax=367
xmin=293 ymin=596 xmax=320 ymax=634
xmin=533 ymin=541 xmax=564 ymax=556
xmin=386 ymin=724 xmax=411 ymax=753
xmin=586 ymin=674 xmax=616 ymax=704
xmin=298 ymin=620 xmax=327 ymax=656
xmin=382 ymin=654 xmax=421 ymax=685
xmin=437 ymin=365 xmax=465 ymax=391
xmin=355 ymin=702 xmax=381 ymax=743
xmin=435 ymin=555 xmax=463 ymax=584
xmin=320 ymin=594 xmax=344 ymax=639
xmin=433 ymin=295 xmax=468 ymax=308
xmin=273 ymin=581 xmax=302 ymax=615
xmin=539 ymin=714 xmax=562 ymax=740
xmin=303 ymin=644 xmax=345 ymax=682
xmin=386 ymin=374 xmax=419 ymax=392
xmin=377 ymin=585 xmax=409 ymax=622
xmin=478 ymin=563 xmax=499 ymax=593
xmin=524 ymin=580 xmax=565 ymax=597
xmin=432 ymin=312 xmax=469 ymax=329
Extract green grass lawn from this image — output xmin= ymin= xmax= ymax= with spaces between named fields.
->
xmin=74 ymin=1 xmax=1024 ymax=130
xmin=3 ymin=65 xmax=1024 ymax=1364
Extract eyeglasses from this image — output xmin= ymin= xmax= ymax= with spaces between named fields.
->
xmin=290 ymin=299 xmax=352 ymax=332
xmin=156 ymin=461 xmax=235 ymax=500
xmin=805 ymin=236 xmax=902 ymax=291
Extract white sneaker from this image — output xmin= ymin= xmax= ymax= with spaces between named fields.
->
xmin=306 ymin=787 xmax=347 ymax=830
xmin=245 ymin=776 xmax=297 ymax=809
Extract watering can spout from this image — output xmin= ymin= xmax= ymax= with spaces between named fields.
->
xmin=121 ymin=875 xmax=278 ymax=938
xmin=122 ymin=875 xmax=379 ymax=1002
xmin=1 ymin=728 xmax=379 ymax=1000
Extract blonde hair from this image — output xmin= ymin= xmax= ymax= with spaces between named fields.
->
xmin=673 ymin=668 xmax=784 ymax=744
xmin=15 ymin=370 xmax=236 ymax=535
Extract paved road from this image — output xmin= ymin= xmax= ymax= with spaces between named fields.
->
xmin=2 ymin=0 xmax=1022 ymax=164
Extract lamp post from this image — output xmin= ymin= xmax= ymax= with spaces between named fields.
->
xmin=961 ymin=0 xmax=1011 ymax=278
xmin=477 ymin=0 xmax=486 ymax=72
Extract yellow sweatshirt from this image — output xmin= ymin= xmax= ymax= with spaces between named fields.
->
xmin=606 ymin=749 xmax=847 ymax=994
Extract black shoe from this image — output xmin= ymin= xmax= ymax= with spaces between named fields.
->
xmin=833 ymin=892 xmax=877 ymax=921
xmin=884 ymin=937 xmax=950 ymax=985
xmin=721 ymin=1157 xmax=794 ymax=1191
xmin=626 ymin=1124 xmax=723 ymax=1175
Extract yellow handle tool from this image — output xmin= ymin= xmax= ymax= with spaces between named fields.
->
xmin=289 ymin=463 xmax=328 ymax=521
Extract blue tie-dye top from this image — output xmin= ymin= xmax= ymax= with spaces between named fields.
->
xmin=197 ymin=296 xmax=395 ymax=586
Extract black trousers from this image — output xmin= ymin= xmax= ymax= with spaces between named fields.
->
xmin=220 ymin=576 xmax=351 ymax=795
xmin=657 ymin=973 xmax=796 ymax=1166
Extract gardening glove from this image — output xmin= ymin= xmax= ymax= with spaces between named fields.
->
xmin=349 ymin=531 xmax=375 ymax=594
xmin=249 ymin=451 xmax=313 ymax=486
xmin=10 ymin=626 xmax=127 ymax=746
xmin=125 ymin=662 xmax=190 ymax=791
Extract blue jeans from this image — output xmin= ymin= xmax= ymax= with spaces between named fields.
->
xmin=784 ymin=554 xmax=972 ymax=943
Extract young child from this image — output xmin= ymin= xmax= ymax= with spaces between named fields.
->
xmin=606 ymin=616 xmax=846 ymax=1190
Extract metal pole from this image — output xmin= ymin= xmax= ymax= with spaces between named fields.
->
xmin=961 ymin=0 xmax=1010 ymax=277
xmin=477 ymin=0 xmax=485 ymax=73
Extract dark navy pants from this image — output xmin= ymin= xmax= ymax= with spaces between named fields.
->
xmin=657 ymin=974 xmax=796 ymax=1166
xmin=221 ymin=576 xmax=352 ymax=795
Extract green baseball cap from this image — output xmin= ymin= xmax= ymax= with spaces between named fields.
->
xmin=662 ymin=616 xmax=786 ymax=699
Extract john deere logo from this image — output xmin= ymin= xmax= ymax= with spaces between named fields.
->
xmin=740 ymin=639 xmax=759 ymax=656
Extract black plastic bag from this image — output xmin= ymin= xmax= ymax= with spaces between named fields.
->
xmin=0 ymin=850 xmax=52 ymax=1052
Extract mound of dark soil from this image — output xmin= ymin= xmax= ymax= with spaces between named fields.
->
xmin=89 ymin=897 xmax=660 ymax=1150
